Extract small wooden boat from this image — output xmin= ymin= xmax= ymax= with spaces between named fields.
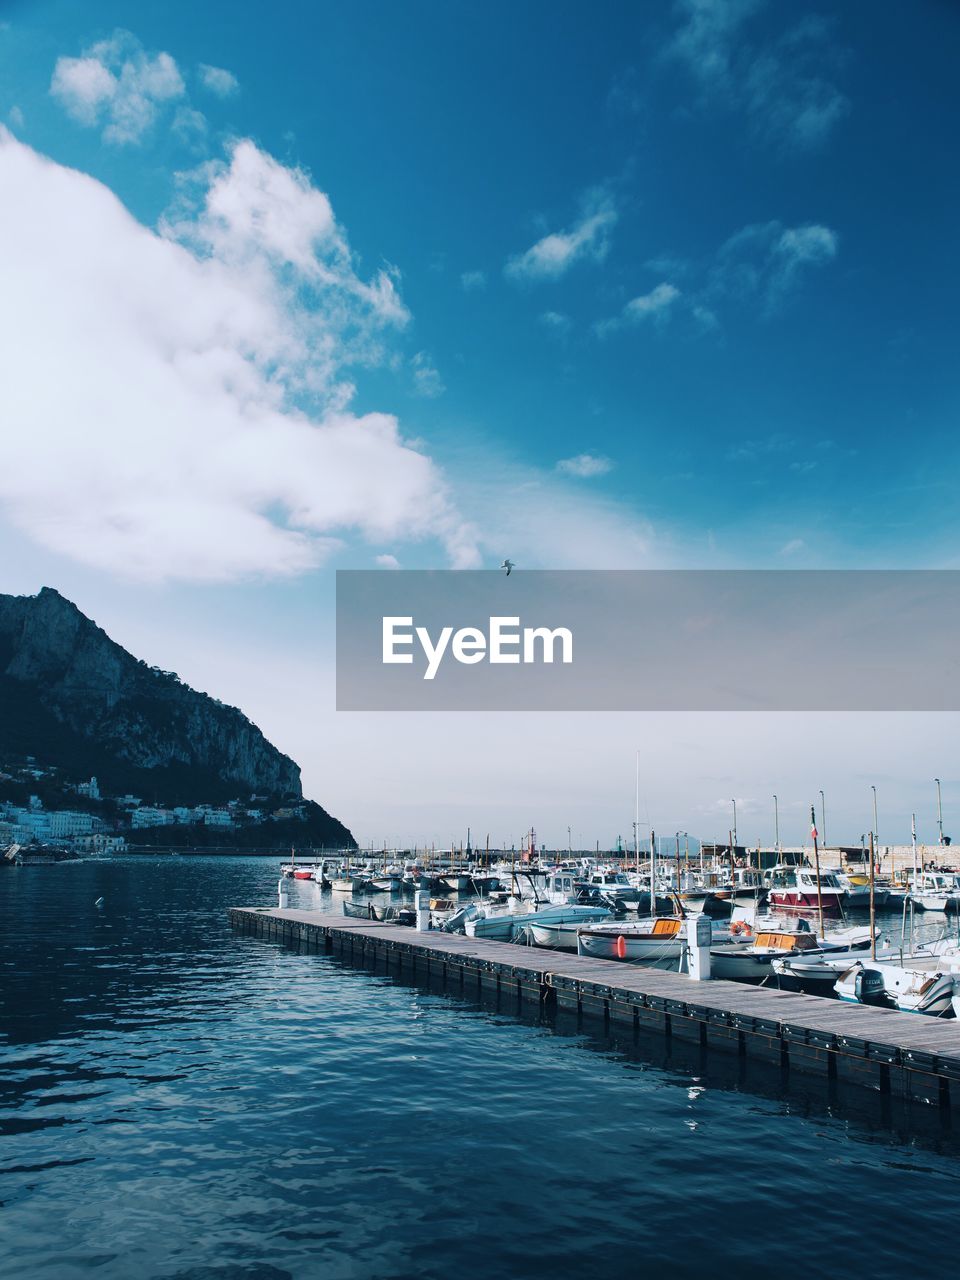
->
xmin=342 ymin=899 xmax=377 ymax=919
xmin=369 ymin=874 xmax=403 ymax=894
xmin=711 ymin=924 xmax=873 ymax=982
xmin=577 ymin=917 xmax=685 ymax=961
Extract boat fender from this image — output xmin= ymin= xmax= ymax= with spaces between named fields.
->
xmin=615 ymin=935 xmax=627 ymax=959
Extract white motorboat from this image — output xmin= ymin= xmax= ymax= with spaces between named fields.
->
xmin=836 ymin=871 xmax=873 ymax=909
xmin=577 ymin=916 xmax=686 ymax=961
xmin=525 ymin=912 xmax=615 ymax=950
xmin=911 ymin=872 xmax=960 ymax=912
xmin=330 ymin=873 xmax=371 ymax=893
xmin=438 ymin=871 xmax=473 ymax=892
xmin=772 ymin=946 xmax=899 ymax=992
xmin=369 ymin=873 xmax=404 ymax=893
xmin=575 ymin=914 xmax=736 ymax=962
xmin=765 ymin=864 xmax=845 ymax=916
xmin=585 ymin=869 xmax=643 ymax=904
xmin=710 ymin=922 xmax=874 ymax=983
xmin=835 ymin=958 xmax=957 ymax=1015
xmin=466 ymin=902 xmax=609 ymax=943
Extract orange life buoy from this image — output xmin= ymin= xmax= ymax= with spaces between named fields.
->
xmin=615 ymin=934 xmax=627 ymax=959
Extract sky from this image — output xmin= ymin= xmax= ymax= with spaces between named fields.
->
xmin=1 ymin=1 xmax=958 ymax=849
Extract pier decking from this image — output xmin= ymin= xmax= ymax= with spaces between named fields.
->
xmin=230 ymin=906 xmax=960 ymax=1108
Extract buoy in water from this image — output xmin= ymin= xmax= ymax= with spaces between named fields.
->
xmin=94 ymin=897 xmax=105 ymax=909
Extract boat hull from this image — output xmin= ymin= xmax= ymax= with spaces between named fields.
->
xmin=576 ymin=929 xmax=684 ymax=962
xmin=836 ymin=962 xmax=956 ymax=1015
xmin=767 ymin=890 xmax=843 ymax=915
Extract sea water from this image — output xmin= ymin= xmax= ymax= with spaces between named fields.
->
xmin=2 ymin=857 xmax=959 ymax=1279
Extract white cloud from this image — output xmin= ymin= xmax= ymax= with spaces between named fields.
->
xmin=668 ymin=0 xmax=761 ymax=87
xmin=51 ymin=30 xmax=186 ymax=145
xmin=625 ymin=282 xmax=681 ymax=321
xmin=539 ymin=310 xmax=572 ymax=336
xmin=465 ymin=462 xmax=653 ymax=569
xmin=557 ymin=454 xmax=614 ymax=479
xmin=0 ymin=130 xmax=479 ymax=581
xmin=172 ymin=105 xmax=208 ymax=146
xmin=411 ymin=351 xmax=445 ymax=399
xmin=780 ymin=538 xmax=805 ymax=556
xmin=727 ymin=433 xmax=793 ymax=462
xmin=166 ymin=140 xmax=410 ymax=333
xmin=710 ymin=220 xmax=837 ymax=311
xmin=595 ymin=282 xmax=680 ymax=336
xmin=506 ymin=190 xmax=617 ymax=282
xmin=198 ymin=63 xmax=239 ymax=97
xmin=375 ymin=553 xmax=401 ymax=569
xmin=460 ymin=270 xmax=486 ymax=292
xmin=7 ymin=105 xmax=24 ymax=129
xmin=667 ymin=0 xmax=848 ymax=150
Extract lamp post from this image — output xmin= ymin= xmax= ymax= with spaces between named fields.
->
xmin=819 ymin=789 xmax=826 ymax=850
xmin=871 ymin=785 xmax=879 ymax=864
xmin=811 ymin=804 xmax=825 ymax=939
xmin=773 ymin=794 xmax=780 ymax=855
xmin=935 ymin=778 xmax=944 ymax=847
xmin=731 ymin=799 xmax=738 ymax=884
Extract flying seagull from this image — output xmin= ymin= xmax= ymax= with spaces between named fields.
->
xmin=500 ymin=559 xmax=515 ymax=576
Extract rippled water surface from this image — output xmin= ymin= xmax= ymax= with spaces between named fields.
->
xmin=3 ymin=857 xmax=960 ymax=1279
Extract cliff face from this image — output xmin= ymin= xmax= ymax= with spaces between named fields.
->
xmin=0 ymin=591 xmax=348 ymax=840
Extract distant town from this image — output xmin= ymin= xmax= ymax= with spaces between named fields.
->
xmin=0 ymin=754 xmax=308 ymax=853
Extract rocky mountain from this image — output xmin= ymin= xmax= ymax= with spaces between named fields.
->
xmin=0 ymin=587 xmax=355 ymax=846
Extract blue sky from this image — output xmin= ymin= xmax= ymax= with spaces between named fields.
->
xmin=1 ymin=2 xmax=959 ymax=844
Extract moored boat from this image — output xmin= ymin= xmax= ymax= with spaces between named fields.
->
xmin=576 ymin=916 xmax=686 ymax=962
xmin=911 ymin=872 xmax=960 ymax=912
xmin=765 ymin=864 xmax=845 ymax=916
xmin=466 ymin=902 xmax=609 ymax=943
xmin=835 ymin=959 xmax=956 ymax=1015
xmin=711 ymin=922 xmax=874 ymax=983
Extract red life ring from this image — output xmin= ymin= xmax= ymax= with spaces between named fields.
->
xmin=616 ymin=935 xmax=627 ymax=959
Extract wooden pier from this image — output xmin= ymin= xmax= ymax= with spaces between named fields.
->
xmin=230 ymin=906 xmax=960 ymax=1108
